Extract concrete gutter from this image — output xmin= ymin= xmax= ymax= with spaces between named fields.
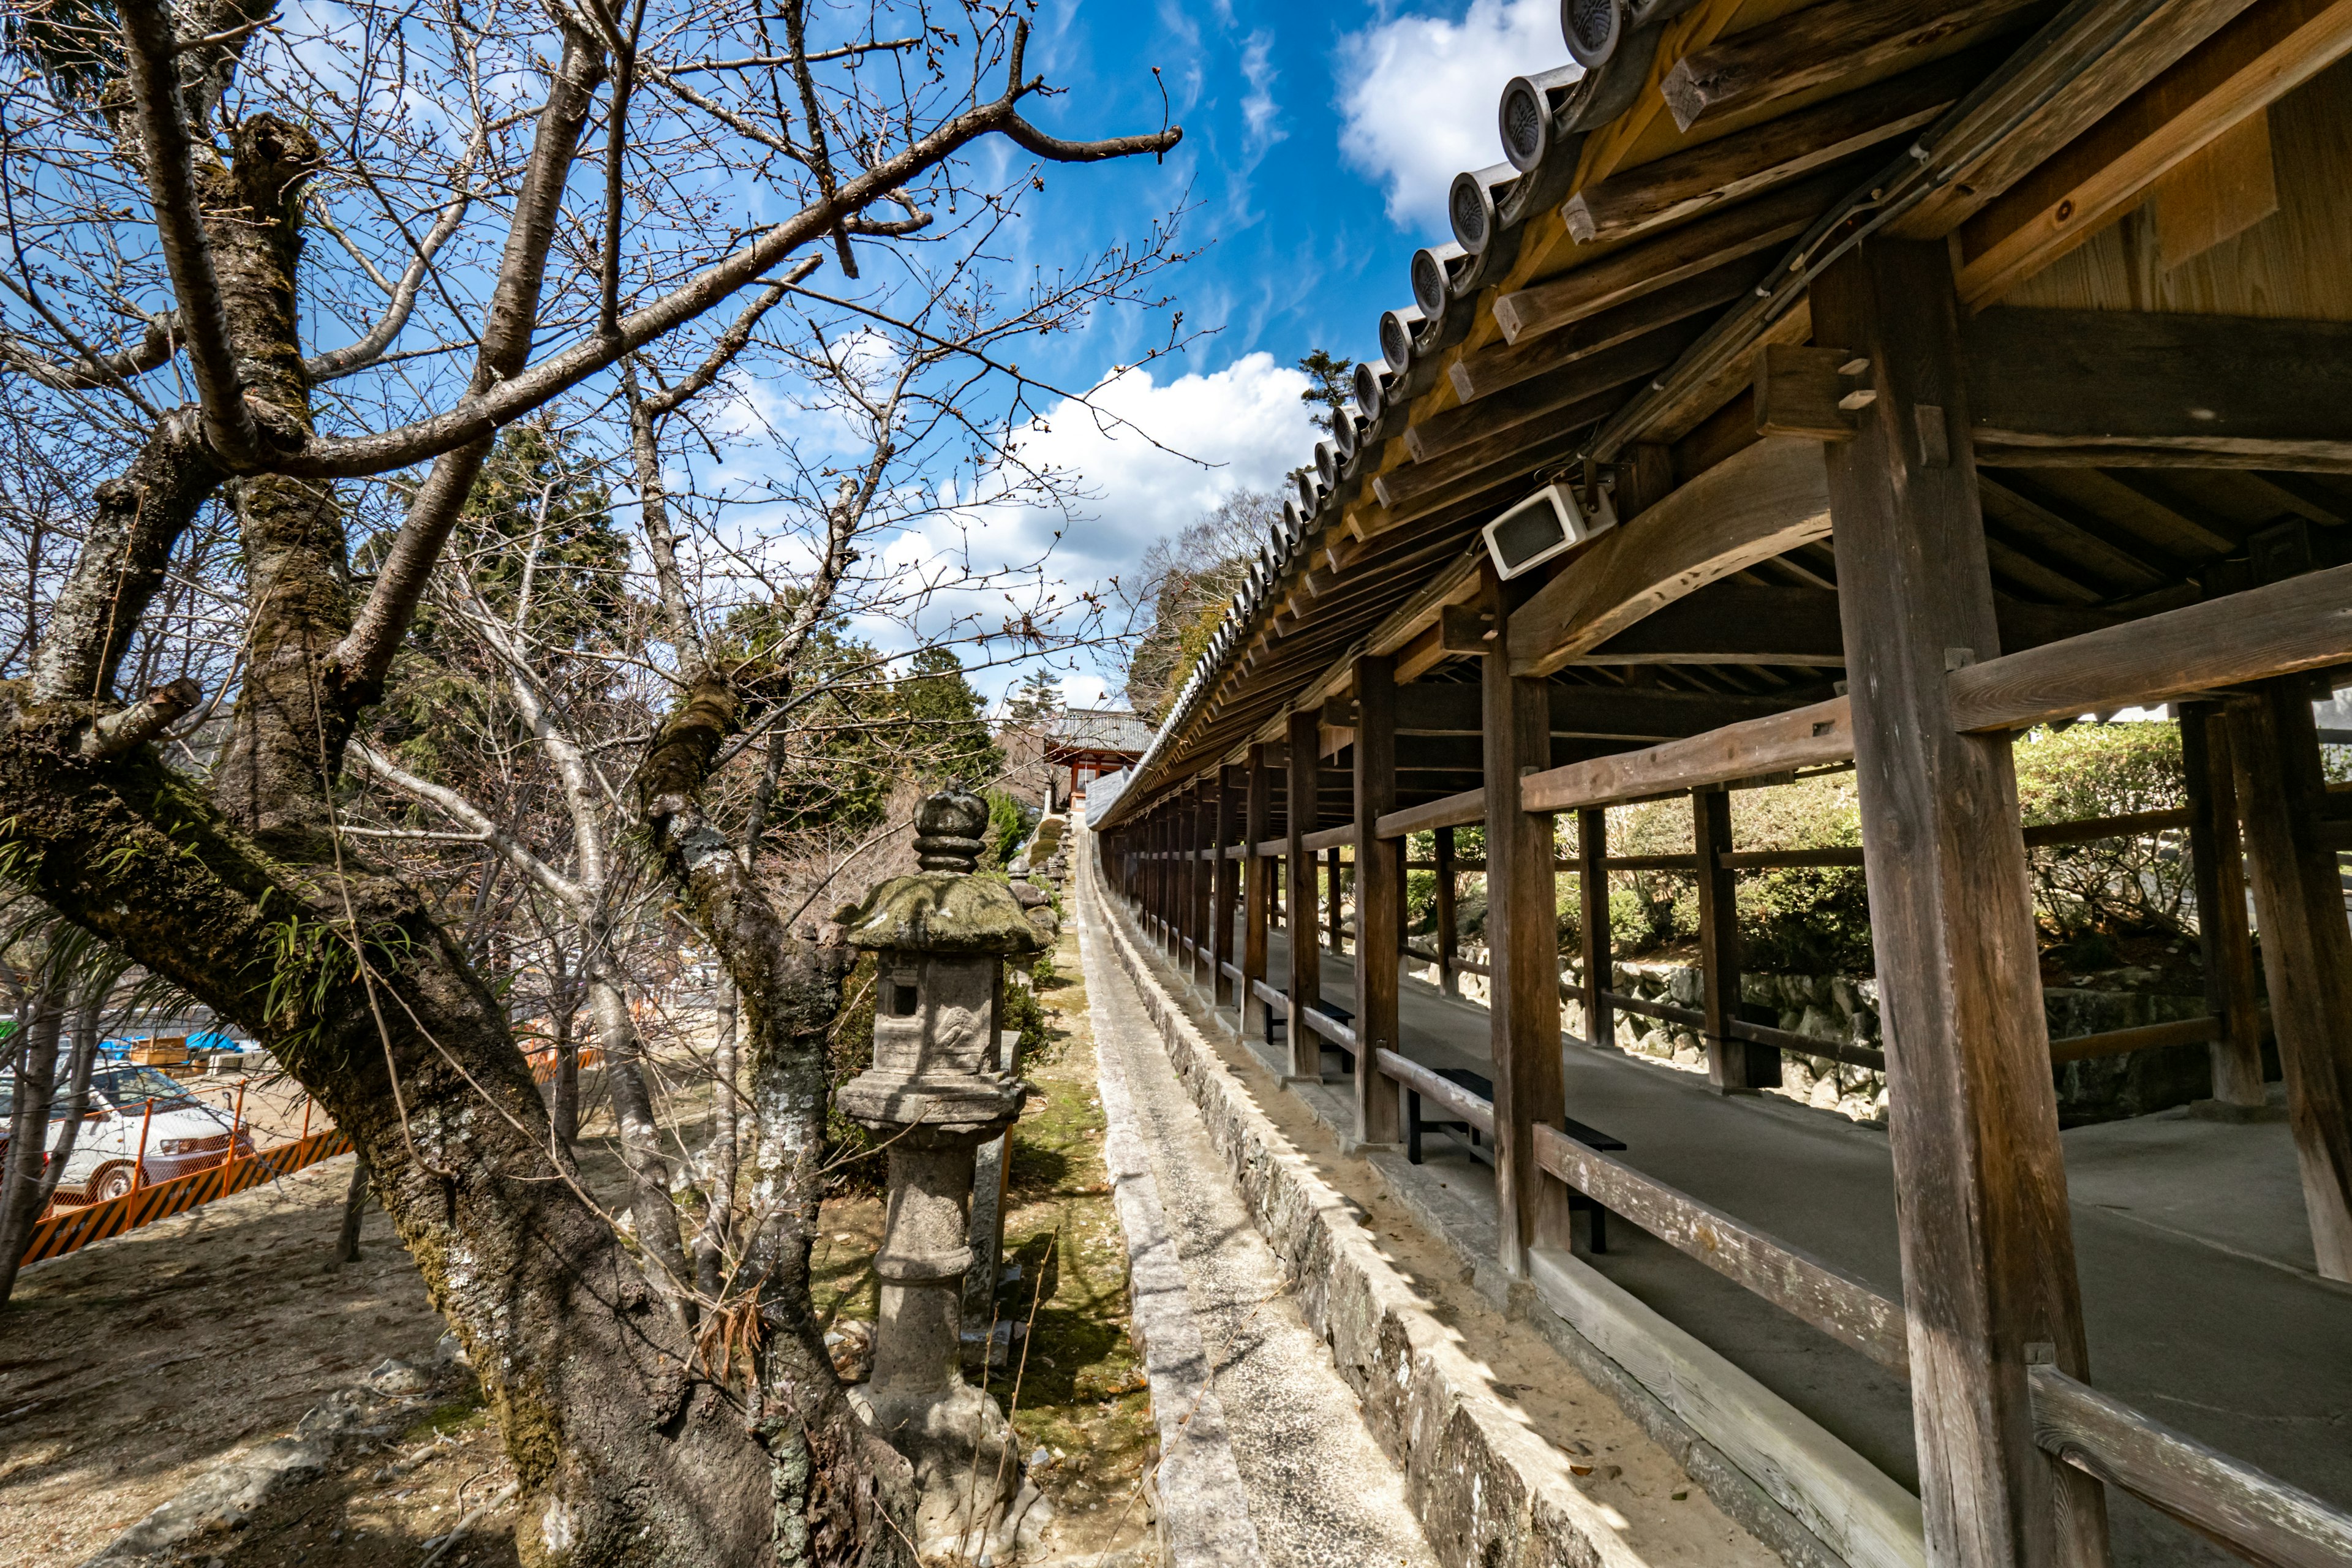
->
xmin=1081 ymin=833 xmax=1664 ymax=1568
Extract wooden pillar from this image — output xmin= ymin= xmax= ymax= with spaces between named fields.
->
xmin=1578 ymin=809 xmax=1613 ymax=1050
xmin=1817 ymin=236 xmax=2108 ymax=1568
xmin=1695 ymin=787 xmax=1777 ymax=1091
xmin=1244 ymin=745 xmax=1272 ymax=1035
xmin=2228 ymin=677 xmax=2352 ymax=1280
xmin=1434 ymin=826 xmax=1459 ymax=997
xmin=1482 ymin=563 xmax=1569 ymax=1275
xmin=2179 ymin=703 xmax=2266 ymax=1108
xmin=1189 ymin=783 xmax=1211 ymax=987
xmin=1355 ymin=654 xmax=1403 ymax=1144
xmin=1285 ymin=710 xmax=1323 ymax=1079
xmin=1213 ymin=765 xmax=1242 ymax=1010
xmin=1326 ymin=846 xmax=1345 ymax=959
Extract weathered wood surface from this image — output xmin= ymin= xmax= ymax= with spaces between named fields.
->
xmin=1296 ymin=823 xmax=1355 ymax=854
xmin=1374 ymin=1047 xmax=1494 ymax=1136
xmin=1284 ymin=710 xmax=1322 ymax=1080
xmin=1298 ymin=1004 xmax=1357 ymax=1052
xmin=1526 ymin=1250 xmax=1928 ymax=1568
xmin=2229 ymin=679 xmax=2352 ymax=1280
xmin=1966 ymin=308 xmax=2352 ymax=464
xmin=1433 ymin=825 xmax=1459 ymax=997
xmin=1395 ymin=680 xmax=1820 ymax=738
xmin=1889 ymin=0 xmax=2263 ymax=239
xmin=1577 ymin=582 xmax=1848 ymax=667
xmin=1660 ymin=0 xmax=2041 ymax=131
xmin=1520 ymin=698 xmax=1854 ymax=813
xmin=1374 ymin=787 xmax=1485 ymax=840
xmin=1244 ymin=744 xmax=1272 ymax=1036
xmin=1531 ymin=1123 xmax=1909 ymax=1373
xmin=1578 ymin=807 xmax=1614 ymax=1054
xmin=1213 ymin=766 xmax=1240 ymax=1008
xmin=1441 ymin=282 xmax=1731 ymax=413
xmin=1508 ymin=438 xmax=1833 ymax=678
xmin=1697 ymin=785 xmax=1777 ymax=1092
xmin=1495 ymin=171 xmax=1849 ymax=344
xmin=2048 ymin=1014 xmax=2221 ymax=1063
xmin=1485 ymin=565 xmax=1570 ymax=1273
xmin=1577 ymin=51 xmax=1983 ymax=244
xmin=1354 ymin=654 xmax=1403 ymax=1142
xmin=1817 ymin=237 xmax=2108 ymax=1568
xmin=1955 ymin=0 xmax=2352 ymax=303
xmin=1948 ymin=560 xmax=2352 ymax=731
xmin=2029 ymin=1364 xmax=2352 ymax=1568
xmin=2179 ymin=706 xmax=2267 ymax=1106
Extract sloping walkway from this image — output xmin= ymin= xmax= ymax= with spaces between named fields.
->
xmin=1076 ymin=884 xmax=1436 ymax=1567
xmin=1250 ymin=928 xmax=2352 ymax=1568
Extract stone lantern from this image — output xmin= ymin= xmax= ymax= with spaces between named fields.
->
xmin=837 ymin=788 xmax=1041 ymax=1550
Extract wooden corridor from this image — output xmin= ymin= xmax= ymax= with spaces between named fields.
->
xmin=1091 ymin=4 xmax=2352 ymax=1563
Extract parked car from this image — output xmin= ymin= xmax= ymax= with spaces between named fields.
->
xmin=0 ymin=1063 xmax=256 ymax=1203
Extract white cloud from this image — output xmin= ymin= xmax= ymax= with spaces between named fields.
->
xmin=1238 ymin=30 xmax=1285 ymax=155
xmin=1334 ymin=0 xmax=1569 ymax=232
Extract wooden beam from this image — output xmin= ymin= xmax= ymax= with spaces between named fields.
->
xmin=2029 ymin=1363 xmax=2352 ymax=1568
xmin=1965 ymin=309 xmax=2352 ymax=466
xmin=1366 ymin=424 xmax=1591 ymax=521
xmin=1948 ymin=561 xmax=2352 ymax=732
xmin=1578 ymin=583 xmax=1847 ymax=666
xmin=2046 ymin=1014 xmax=2221 ymax=1063
xmin=1577 ymin=807 xmax=1613 ymax=1053
xmin=1494 ymin=170 xmax=1850 ymax=345
xmin=1213 ymin=765 xmax=1240 ymax=1009
xmin=1441 ymin=275 xmax=1741 ymax=415
xmin=1817 ymin=236 xmax=2108 ymax=1568
xmin=1354 ymin=654 xmax=1402 ymax=1144
xmin=1521 ymin=698 xmax=1855 ymax=813
xmin=1532 ymin=1123 xmax=1907 ymax=1371
xmin=1575 ymin=50 xmax=1990 ymax=245
xmin=1395 ymin=679 xmax=1833 ymax=739
xmin=1696 ymin=786 xmax=1777 ymax=1093
xmin=1888 ymin=0 xmax=2263 ymax=239
xmin=1284 ymin=710 xmax=1322 ymax=1080
xmin=2228 ymin=678 xmax=2352 ymax=1280
xmin=1374 ymin=787 xmax=1485 ymax=840
xmin=1660 ymin=0 xmax=2043 ymax=131
xmin=1485 ymin=564 xmax=1569 ymax=1275
xmin=1954 ymin=0 xmax=2352 ymax=304
xmin=2149 ymin=101 xmax=2278 ymax=269
xmin=2177 ymin=705 xmax=2266 ymax=1107
xmin=1508 ymin=438 xmax=1834 ymax=679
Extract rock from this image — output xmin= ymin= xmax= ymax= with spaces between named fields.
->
xmin=1025 ymin=907 xmax=1059 ymax=941
xmin=826 ymin=1319 xmax=876 ymax=1383
xmin=1009 ymin=880 xmax=1050 ymax=910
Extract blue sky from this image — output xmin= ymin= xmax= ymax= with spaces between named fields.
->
xmin=918 ymin=0 xmax=1569 ymax=707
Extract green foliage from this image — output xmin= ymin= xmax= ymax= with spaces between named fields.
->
xmin=4 ymin=0 xmax=121 ymax=103
xmin=1296 ymin=349 xmax=1354 ymax=434
xmin=982 ymin=790 xmax=1031 ymax=871
xmin=823 ymin=953 xmax=884 ymax=1196
xmin=1122 ymin=492 xmax=1275 ymax=721
xmin=2015 ymin=721 xmax=2188 ymax=938
xmin=258 ymin=911 xmax=415 ymax=1061
xmin=894 ymin=646 xmax=1003 ymax=789
xmin=454 ymin=425 xmax=626 ymax=650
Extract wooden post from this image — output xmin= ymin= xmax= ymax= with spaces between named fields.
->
xmin=1214 ymin=765 xmax=1241 ymax=1011
xmin=1482 ymin=562 xmax=1569 ymax=1276
xmin=1434 ymin=826 xmax=1459 ymax=996
xmin=2228 ymin=677 xmax=2352 ymax=1281
xmin=1695 ymin=786 xmax=1777 ymax=1092
xmin=1578 ymin=808 xmax=1613 ymax=1050
xmin=1189 ymin=783 xmax=1211 ymax=987
xmin=1285 ymin=710 xmax=1323 ymax=1079
xmin=1355 ymin=654 xmax=1403 ymax=1144
xmin=1326 ymin=845 xmax=1343 ymax=954
xmin=1816 ymin=236 xmax=2109 ymax=1568
xmin=2179 ymin=704 xmax=2266 ymax=1109
xmin=1245 ymin=745 xmax=1272 ymax=1036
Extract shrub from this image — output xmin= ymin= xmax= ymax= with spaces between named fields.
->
xmin=2013 ymin=722 xmax=2188 ymax=939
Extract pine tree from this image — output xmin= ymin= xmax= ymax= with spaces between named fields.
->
xmin=1297 ymin=348 xmax=1355 ymax=432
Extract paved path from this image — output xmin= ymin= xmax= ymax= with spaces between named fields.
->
xmin=1076 ymin=862 xmax=1435 ymax=1568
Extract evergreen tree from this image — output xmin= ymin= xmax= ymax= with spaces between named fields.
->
xmin=1297 ymin=347 xmax=1355 ymax=432
xmin=895 ymin=646 xmax=1003 ymax=788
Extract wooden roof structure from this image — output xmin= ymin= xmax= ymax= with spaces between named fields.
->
xmin=1093 ymin=3 xmax=2352 ymax=1564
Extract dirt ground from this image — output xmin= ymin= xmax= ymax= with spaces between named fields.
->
xmin=5 ymin=914 xmax=1156 ymax=1566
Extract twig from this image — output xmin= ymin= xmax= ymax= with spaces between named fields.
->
xmin=420 ymin=1479 xmax=517 ymax=1565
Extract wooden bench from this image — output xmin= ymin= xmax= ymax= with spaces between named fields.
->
xmin=1405 ymin=1066 xmax=1626 ymax=1252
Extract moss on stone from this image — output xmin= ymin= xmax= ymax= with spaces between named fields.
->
xmin=842 ymin=873 xmax=1042 ymax=956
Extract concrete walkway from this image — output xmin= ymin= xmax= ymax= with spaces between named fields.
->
xmin=1077 ymin=884 xmax=1436 ymax=1567
xmin=1241 ymin=927 xmax=2352 ymax=1568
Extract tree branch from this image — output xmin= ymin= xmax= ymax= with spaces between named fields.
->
xmin=275 ymin=81 xmax=1180 ymax=481
xmin=116 ymin=0 xmax=268 ymax=468
xmin=0 ymin=309 xmax=179 ymax=394
xmin=78 ymin=677 xmax=202 ymax=757
xmin=347 ymin=739 xmax=587 ymax=913
xmin=303 ymin=179 xmax=476 ymax=381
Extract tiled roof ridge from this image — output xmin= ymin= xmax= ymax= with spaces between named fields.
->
xmin=1115 ymin=1 xmax=1716 ymax=807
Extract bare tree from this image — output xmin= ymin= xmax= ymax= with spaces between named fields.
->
xmin=0 ymin=0 xmax=1180 ymax=1555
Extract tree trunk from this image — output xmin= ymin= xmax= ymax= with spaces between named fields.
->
xmin=336 ymin=1148 xmax=371 ymax=1265
xmin=0 ymin=991 xmax=64 ymax=1305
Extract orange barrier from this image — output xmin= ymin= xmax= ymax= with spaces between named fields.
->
xmin=20 ymin=1127 xmax=355 ymax=1265
xmin=526 ymin=1044 xmax=603 ymax=1083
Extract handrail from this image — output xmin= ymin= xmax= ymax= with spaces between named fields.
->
xmin=2029 ymin=1363 xmax=2352 ymax=1568
xmin=2049 ymin=1014 xmax=2219 ymax=1063
xmin=1531 ymin=1123 xmax=1909 ymax=1373
xmin=1299 ymin=1005 xmax=1357 ymax=1051
xmin=1250 ymin=978 xmax=1288 ymax=1014
xmin=1376 ymin=787 xmax=1485 ymax=839
xmin=1220 ymin=960 xmax=1244 ymax=984
xmin=1374 ymin=1048 xmax=1495 ymax=1136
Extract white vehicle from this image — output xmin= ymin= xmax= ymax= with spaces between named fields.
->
xmin=0 ymin=1063 xmax=255 ymax=1203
